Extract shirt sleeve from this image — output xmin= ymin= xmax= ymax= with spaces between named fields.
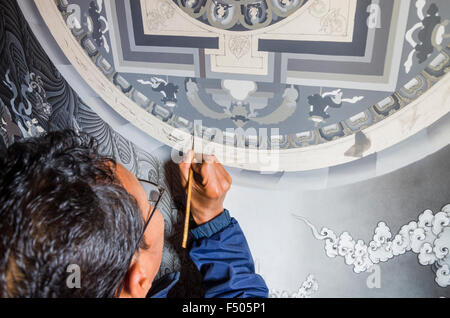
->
xmin=189 ymin=209 xmax=269 ymax=298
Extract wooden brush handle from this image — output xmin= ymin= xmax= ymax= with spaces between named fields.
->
xmin=182 ymin=168 xmax=194 ymax=249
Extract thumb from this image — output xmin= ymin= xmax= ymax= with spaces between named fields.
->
xmin=178 ymin=150 xmax=194 ymax=187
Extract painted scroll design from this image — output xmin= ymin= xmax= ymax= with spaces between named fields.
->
xmin=295 ymin=205 xmax=450 ymax=288
xmin=404 ymin=0 xmax=450 ymax=73
xmin=138 ymin=77 xmax=179 ymax=108
xmin=308 ymin=88 xmax=364 ymax=125
xmin=64 ymin=0 xmax=111 ymax=53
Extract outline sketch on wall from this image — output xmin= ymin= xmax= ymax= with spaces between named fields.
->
xmin=294 ymin=205 xmax=450 ymax=288
xmin=404 ymin=0 xmax=450 ymax=73
xmin=308 ymin=0 xmax=347 ymax=34
xmin=144 ymin=0 xmax=175 ymax=32
xmin=269 ymin=275 xmax=319 ymax=298
xmin=308 ymin=89 xmax=364 ymax=124
xmin=138 ymin=77 xmax=179 ymax=107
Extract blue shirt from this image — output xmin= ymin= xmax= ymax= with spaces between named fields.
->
xmin=148 ymin=210 xmax=268 ymax=298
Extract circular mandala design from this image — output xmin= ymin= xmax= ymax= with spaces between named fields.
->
xmin=174 ymin=0 xmax=308 ymax=31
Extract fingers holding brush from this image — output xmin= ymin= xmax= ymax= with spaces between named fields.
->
xmin=178 ymin=151 xmax=232 ymax=225
xmin=178 ymin=150 xmax=194 ymax=188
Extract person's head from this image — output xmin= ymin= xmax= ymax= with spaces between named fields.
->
xmin=0 ymin=130 xmax=164 ymax=298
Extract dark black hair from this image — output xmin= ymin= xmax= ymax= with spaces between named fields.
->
xmin=0 ymin=130 xmax=144 ymax=298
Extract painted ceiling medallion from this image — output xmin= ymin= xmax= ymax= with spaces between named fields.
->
xmin=174 ymin=0 xmax=307 ymax=31
xmin=34 ymin=0 xmax=450 ymax=171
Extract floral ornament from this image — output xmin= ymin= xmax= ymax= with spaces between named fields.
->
xmin=228 ymin=36 xmax=251 ymax=60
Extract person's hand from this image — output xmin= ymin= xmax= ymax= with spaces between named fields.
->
xmin=178 ymin=150 xmax=232 ymax=225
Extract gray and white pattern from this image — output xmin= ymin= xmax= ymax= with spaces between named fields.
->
xmin=295 ymin=205 xmax=450 ymax=288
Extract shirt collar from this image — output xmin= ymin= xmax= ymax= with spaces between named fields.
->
xmin=147 ymin=272 xmax=180 ymax=298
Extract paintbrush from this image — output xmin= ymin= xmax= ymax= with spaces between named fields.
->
xmin=182 ymin=132 xmax=195 ymax=249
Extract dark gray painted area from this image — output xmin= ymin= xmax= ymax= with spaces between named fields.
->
xmin=115 ymin=0 xmax=197 ymax=64
xmin=286 ymin=0 xmax=393 ymax=76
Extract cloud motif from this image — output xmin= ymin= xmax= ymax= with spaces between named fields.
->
xmin=270 ymin=274 xmax=319 ymax=298
xmin=295 ymin=205 xmax=450 ymax=287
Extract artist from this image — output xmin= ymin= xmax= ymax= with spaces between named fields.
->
xmin=0 ymin=130 xmax=268 ymax=298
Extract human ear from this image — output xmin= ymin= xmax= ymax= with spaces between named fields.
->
xmin=120 ymin=262 xmax=152 ymax=298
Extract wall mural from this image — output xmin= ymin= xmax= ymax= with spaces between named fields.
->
xmin=33 ymin=0 xmax=449 ymax=171
xmin=295 ymin=205 xmax=450 ymax=288
xmin=1 ymin=0 xmax=449 ymax=297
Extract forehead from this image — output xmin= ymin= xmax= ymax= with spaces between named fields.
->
xmin=113 ymin=163 xmax=150 ymax=217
